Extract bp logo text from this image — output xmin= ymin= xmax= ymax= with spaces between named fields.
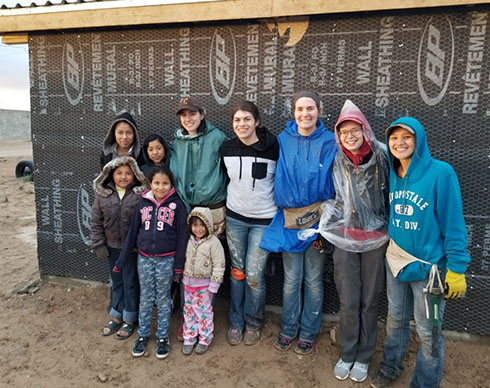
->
xmin=209 ymin=27 xmax=236 ymax=105
xmin=62 ymin=37 xmax=85 ymax=106
xmin=77 ymin=183 xmax=92 ymax=246
xmin=417 ymin=16 xmax=454 ymax=106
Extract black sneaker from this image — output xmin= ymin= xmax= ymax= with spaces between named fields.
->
xmin=274 ymin=335 xmax=292 ymax=351
xmin=132 ymin=336 xmax=148 ymax=357
xmin=370 ymin=371 xmax=394 ymax=388
xmin=156 ymin=337 xmax=170 ymax=359
xmin=293 ymin=339 xmax=314 ymax=355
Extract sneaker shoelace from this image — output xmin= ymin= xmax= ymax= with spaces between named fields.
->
xmin=297 ymin=340 xmax=311 ymax=348
xmin=281 ymin=336 xmax=291 ymax=344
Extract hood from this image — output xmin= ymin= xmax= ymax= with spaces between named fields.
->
xmin=284 ymin=119 xmax=327 ymax=139
xmin=385 ymin=116 xmax=432 ymax=181
xmin=333 ymin=99 xmax=386 ymax=165
xmin=334 ymin=99 xmax=376 ymax=148
xmin=187 ymin=206 xmax=214 ymax=238
xmin=102 ymin=111 xmax=141 ymax=158
xmin=142 ymin=134 xmax=170 ymax=166
xmin=93 ymin=156 xmax=148 ymax=197
xmin=174 ymin=119 xmax=213 ymax=140
xmin=250 ymin=126 xmax=277 ymax=152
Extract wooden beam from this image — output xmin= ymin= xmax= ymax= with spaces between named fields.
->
xmin=1 ymin=32 xmax=28 ymax=44
xmin=0 ymin=0 xmax=489 ymax=34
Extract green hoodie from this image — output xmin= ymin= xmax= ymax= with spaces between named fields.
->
xmin=170 ymin=120 xmax=228 ymax=211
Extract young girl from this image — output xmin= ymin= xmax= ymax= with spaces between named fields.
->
xmin=181 ymin=207 xmax=225 ymax=355
xmin=100 ymin=111 xmax=144 ymax=168
xmin=114 ymin=165 xmax=187 ymax=359
xmin=140 ymin=134 xmax=170 ymax=177
xmin=371 ymin=117 xmax=470 ymax=388
xmin=90 ymin=156 xmax=147 ymax=339
xmin=221 ymin=101 xmax=279 ymax=346
xmin=170 ymin=96 xmax=228 ymax=342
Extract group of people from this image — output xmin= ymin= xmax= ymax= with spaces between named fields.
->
xmin=90 ymin=91 xmax=470 ymax=388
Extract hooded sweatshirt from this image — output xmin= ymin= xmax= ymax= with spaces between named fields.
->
xmin=260 ymin=119 xmax=337 ymax=252
xmin=183 ymin=207 xmax=226 ymax=293
xmin=170 ymin=120 xmax=228 ymax=212
xmin=90 ymin=156 xmax=148 ymax=250
xmin=310 ymin=100 xmax=389 ymax=252
xmin=140 ymin=135 xmax=171 ymax=177
xmin=114 ymin=187 xmax=188 ymax=274
xmin=221 ymin=126 xmax=279 ymax=223
xmin=100 ymin=111 xmax=144 ymax=168
xmin=385 ymin=117 xmax=470 ymax=277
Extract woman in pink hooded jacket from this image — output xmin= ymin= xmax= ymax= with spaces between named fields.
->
xmin=301 ymin=100 xmax=389 ymax=382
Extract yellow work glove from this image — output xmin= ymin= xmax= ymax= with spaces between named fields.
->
xmin=444 ymin=269 xmax=466 ymax=299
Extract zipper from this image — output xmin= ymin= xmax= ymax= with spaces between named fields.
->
xmin=151 ymin=203 xmax=159 ymax=256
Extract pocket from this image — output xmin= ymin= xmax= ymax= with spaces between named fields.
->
xmin=251 ymin=162 xmax=267 ymax=180
xmin=397 ymin=261 xmax=431 ymax=282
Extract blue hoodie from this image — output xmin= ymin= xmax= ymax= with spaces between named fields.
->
xmin=386 ymin=117 xmax=470 ymax=278
xmin=260 ymin=120 xmax=337 ymax=252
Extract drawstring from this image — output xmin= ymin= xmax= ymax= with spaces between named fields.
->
xmin=252 ymin=154 xmax=257 ymax=190
xmin=239 ymin=155 xmax=242 ymax=180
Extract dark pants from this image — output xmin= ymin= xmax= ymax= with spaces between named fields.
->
xmin=333 ymin=243 xmax=387 ymax=363
xmin=107 ymin=247 xmax=139 ymax=323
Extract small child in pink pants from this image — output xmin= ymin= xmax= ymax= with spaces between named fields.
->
xmin=182 ymin=207 xmax=225 ymax=355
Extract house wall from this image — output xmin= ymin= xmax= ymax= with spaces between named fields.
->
xmin=27 ymin=6 xmax=490 ymax=334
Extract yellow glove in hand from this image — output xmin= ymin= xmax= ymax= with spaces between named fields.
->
xmin=445 ymin=269 xmax=466 ymax=299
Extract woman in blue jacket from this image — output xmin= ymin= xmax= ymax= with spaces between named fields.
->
xmin=260 ymin=91 xmax=337 ymax=355
xmin=371 ymin=117 xmax=470 ymax=388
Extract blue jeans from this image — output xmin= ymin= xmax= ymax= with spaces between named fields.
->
xmin=379 ymin=264 xmax=446 ymax=388
xmin=107 ymin=247 xmax=139 ymax=322
xmin=137 ymin=254 xmax=174 ymax=339
xmin=226 ymin=216 xmax=270 ymax=330
xmin=281 ymin=243 xmax=326 ymax=342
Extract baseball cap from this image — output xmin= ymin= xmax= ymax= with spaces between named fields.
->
xmin=177 ymin=96 xmax=203 ymax=115
xmin=385 ymin=122 xmax=415 ymax=135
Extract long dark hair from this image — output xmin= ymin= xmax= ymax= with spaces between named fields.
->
xmin=143 ymin=134 xmax=170 ymax=165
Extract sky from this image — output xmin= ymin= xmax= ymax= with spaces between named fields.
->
xmin=0 ymin=1 xmax=30 ymax=111
xmin=0 ymin=43 xmax=29 ymax=111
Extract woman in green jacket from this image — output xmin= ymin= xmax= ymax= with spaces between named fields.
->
xmin=170 ymin=96 xmax=228 ymax=236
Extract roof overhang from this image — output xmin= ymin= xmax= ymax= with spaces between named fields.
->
xmin=1 ymin=0 xmax=490 ymax=36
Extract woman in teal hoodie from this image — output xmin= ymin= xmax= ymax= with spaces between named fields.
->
xmin=371 ymin=117 xmax=470 ymax=388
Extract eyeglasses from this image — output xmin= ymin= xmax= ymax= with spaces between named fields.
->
xmin=339 ymin=128 xmax=362 ymax=137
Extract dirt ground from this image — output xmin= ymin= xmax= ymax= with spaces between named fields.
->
xmin=0 ymin=140 xmax=489 ymax=388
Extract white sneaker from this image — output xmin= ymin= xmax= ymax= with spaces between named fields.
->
xmin=350 ymin=361 xmax=369 ymax=383
xmin=334 ymin=359 xmax=353 ymax=380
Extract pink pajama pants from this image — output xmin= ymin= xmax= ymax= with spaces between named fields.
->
xmin=183 ymin=287 xmax=214 ymax=346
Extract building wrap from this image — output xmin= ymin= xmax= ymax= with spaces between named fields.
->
xmin=28 ymin=7 xmax=490 ymax=335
